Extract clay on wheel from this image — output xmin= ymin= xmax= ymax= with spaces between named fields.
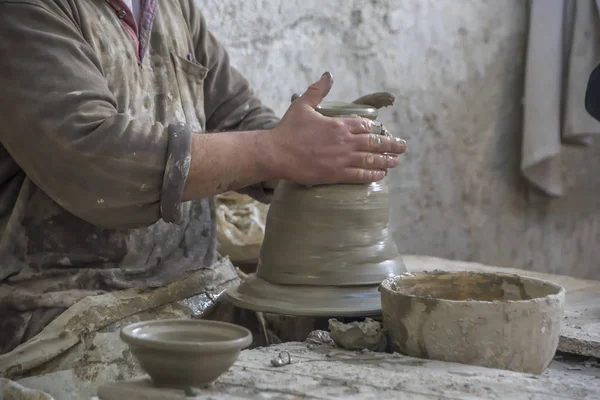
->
xmin=257 ymin=180 xmax=407 ymax=287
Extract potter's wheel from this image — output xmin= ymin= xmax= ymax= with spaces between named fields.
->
xmin=226 ymin=274 xmax=383 ymax=317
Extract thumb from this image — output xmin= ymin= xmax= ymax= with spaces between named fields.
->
xmin=296 ymin=72 xmax=334 ymax=109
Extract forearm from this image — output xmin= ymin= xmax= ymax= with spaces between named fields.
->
xmin=182 ymin=130 xmax=278 ymax=201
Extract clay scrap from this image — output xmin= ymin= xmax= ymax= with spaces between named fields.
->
xmin=351 ymin=92 xmax=395 ymax=109
xmin=305 ymin=330 xmax=335 ymax=347
xmin=328 ymin=318 xmax=387 ymax=352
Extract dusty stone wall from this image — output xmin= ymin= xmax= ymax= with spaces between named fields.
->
xmin=196 ymin=0 xmax=600 ymax=280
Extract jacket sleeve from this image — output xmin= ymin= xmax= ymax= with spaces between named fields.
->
xmin=185 ymin=2 xmax=281 ymax=133
xmin=0 ymin=2 xmax=193 ymax=229
xmin=184 ymin=3 xmax=281 ymax=202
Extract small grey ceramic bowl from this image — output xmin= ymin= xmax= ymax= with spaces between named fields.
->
xmin=120 ymin=319 xmax=252 ymax=388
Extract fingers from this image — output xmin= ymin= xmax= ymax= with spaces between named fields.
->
xmin=341 ymin=116 xmax=372 ymax=134
xmin=342 ymin=118 xmax=391 ymax=136
xmin=353 ymin=133 xmax=407 ymax=154
xmin=349 ymin=152 xmax=400 ymax=170
xmin=370 ymin=121 xmax=389 ymax=136
xmin=296 ymin=72 xmax=334 ymax=109
xmin=341 ymin=168 xmax=386 ymax=183
xmin=340 ymin=116 xmax=407 ymax=156
xmin=340 ymin=147 xmax=401 ymax=184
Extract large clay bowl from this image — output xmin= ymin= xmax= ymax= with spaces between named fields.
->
xmin=257 ymin=180 xmax=406 ymax=286
xmin=380 ymin=271 xmax=565 ymax=374
xmin=120 ymin=319 xmax=252 ymax=388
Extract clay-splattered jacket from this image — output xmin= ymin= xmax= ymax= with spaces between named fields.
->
xmin=0 ymin=0 xmax=279 ymax=354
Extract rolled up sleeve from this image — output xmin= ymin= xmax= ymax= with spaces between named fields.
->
xmin=183 ymin=2 xmax=281 ymax=202
xmin=0 ymin=2 xmax=191 ymax=228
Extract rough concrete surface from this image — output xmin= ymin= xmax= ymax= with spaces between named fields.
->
xmin=93 ymin=342 xmax=599 ymax=400
xmin=196 ymin=0 xmax=600 ymax=280
xmin=0 ymin=378 xmax=53 ymax=400
xmin=11 ymin=334 xmax=600 ymax=399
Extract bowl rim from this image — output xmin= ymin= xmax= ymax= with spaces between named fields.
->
xmin=379 ymin=270 xmax=566 ymax=304
xmin=120 ymin=319 xmax=253 ymax=353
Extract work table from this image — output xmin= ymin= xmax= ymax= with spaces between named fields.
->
xmin=93 ymin=341 xmax=599 ymax=400
xmin=4 ymin=255 xmax=600 ymax=399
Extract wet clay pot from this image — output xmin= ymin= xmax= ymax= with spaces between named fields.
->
xmin=227 ymin=94 xmax=407 ymax=317
xmin=257 ymin=180 xmax=403 ymax=285
xmin=120 ymin=319 xmax=252 ymax=389
xmin=380 ymin=272 xmax=565 ymax=374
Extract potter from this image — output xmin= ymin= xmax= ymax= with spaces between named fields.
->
xmin=0 ymin=0 xmax=409 ymax=355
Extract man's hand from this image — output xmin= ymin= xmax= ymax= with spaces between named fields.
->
xmin=268 ymin=72 xmax=407 ymax=186
xmin=182 ymin=73 xmax=407 ymax=202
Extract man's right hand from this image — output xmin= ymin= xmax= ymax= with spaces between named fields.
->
xmin=268 ymin=72 xmax=407 ymax=186
xmin=182 ymin=72 xmax=408 ymax=203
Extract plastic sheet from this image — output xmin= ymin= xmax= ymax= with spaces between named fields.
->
xmin=0 ymin=259 xmax=239 ymax=380
xmin=215 ymin=192 xmax=269 ymax=264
